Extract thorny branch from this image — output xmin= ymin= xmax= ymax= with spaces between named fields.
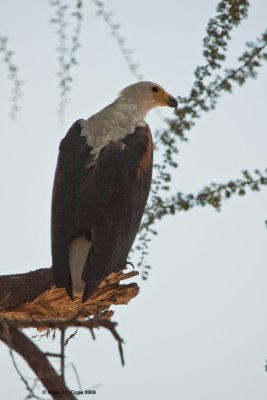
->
xmin=0 ymin=36 xmax=23 ymax=119
xmin=136 ymin=1 xmax=267 ymax=277
xmin=170 ymin=29 xmax=267 ymax=140
xmin=50 ymin=0 xmax=83 ymax=122
xmin=142 ymin=169 xmax=267 ymax=230
xmin=91 ymin=0 xmax=143 ymax=80
xmin=136 ymin=167 xmax=267 ymax=279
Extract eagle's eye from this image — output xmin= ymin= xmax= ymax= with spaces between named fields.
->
xmin=151 ymin=86 xmax=159 ymax=93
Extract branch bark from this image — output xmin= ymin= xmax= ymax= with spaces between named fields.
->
xmin=0 ymin=267 xmax=139 ymax=397
xmin=0 ymin=267 xmax=139 ymax=320
xmin=0 ymin=317 xmax=76 ymax=400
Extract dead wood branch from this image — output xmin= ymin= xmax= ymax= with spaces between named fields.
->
xmin=0 ymin=267 xmax=137 ymax=397
xmin=0 ymin=267 xmax=139 ymax=321
xmin=11 ymin=316 xmax=125 ymax=366
xmin=0 ymin=317 xmax=76 ymax=400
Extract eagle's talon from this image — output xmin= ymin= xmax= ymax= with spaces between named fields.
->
xmin=125 ymin=261 xmax=135 ymax=270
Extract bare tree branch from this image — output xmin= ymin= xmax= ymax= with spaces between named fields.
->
xmin=60 ymin=329 xmax=65 ymax=384
xmin=9 ymin=348 xmax=46 ymax=400
xmin=6 ymin=316 xmax=125 ymax=366
xmin=0 ymin=318 xmax=76 ymax=400
xmin=0 ymin=266 xmax=132 ymax=397
xmin=0 ymin=267 xmax=139 ymax=320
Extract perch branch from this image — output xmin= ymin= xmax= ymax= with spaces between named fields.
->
xmin=0 ymin=267 xmax=139 ymax=321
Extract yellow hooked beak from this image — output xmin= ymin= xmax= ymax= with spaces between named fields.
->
xmin=153 ymin=88 xmax=178 ymax=109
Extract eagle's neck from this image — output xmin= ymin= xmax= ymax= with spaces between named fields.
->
xmin=80 ymin=97 xmax=148 ymax=156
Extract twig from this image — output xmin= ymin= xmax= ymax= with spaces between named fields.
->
xmin=67 ymin=363 xmax=82 ymax=391
xmin=45 ymin=352 xmax=62 ymax=358
xmin=10 ymin=317 xmax=125 ymax=366
xmin=60 ymin=329 xmax=65 ymax=383
xmin=0 ymin=317 xmax=76 ymax=400
xmin=91 ymin=0 xmax=143 ymax=80
xmin=50 ymin=0 xmax=83 ymax=123
xmin=64 ymin=327 xmax=78 ymax=346
xmin=9 ymin=349 xmax=45 ymax=400
xmin=0 ymin=36 xmax=23 ymax=119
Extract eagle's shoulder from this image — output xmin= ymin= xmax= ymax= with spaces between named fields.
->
xmin=59 ymin=119 xmax=86 ymax=150
xmin=79 ymin=101 xmax=147 ymax=156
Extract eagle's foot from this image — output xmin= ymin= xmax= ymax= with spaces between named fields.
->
xmin=125 ymin=261 xmax=135 ymax=270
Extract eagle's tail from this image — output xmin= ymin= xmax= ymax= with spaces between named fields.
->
xmin=69 ymin=237 xmax=91 ymax=296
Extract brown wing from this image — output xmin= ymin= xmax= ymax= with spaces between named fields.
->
xmin=51 ymin=121 xmax=153 ymax=301
xmin=51 ymin=120 xmax=93 ymax=297
xmin=77 ymin=127 xmax=153 ymax=301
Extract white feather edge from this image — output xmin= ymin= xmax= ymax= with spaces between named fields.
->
xmin=69 ymin=237 xmax=91 ymax=296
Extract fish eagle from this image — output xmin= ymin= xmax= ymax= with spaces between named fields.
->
xmin=51 ymin=81 xmax=177 ymax=302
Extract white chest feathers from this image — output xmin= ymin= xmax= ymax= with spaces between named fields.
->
xmin=80 ymin=99 xmax=146 ymax=156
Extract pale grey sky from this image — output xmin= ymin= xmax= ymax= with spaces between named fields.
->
xmin=0 ymin=1 xmax=267 ymax=399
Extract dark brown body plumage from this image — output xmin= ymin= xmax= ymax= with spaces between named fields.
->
xmin=51 ymin=120 xmax=153 ymax=301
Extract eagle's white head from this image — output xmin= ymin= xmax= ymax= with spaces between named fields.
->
xmin=118 ymin=81 xmax=178 ymax=118
xmin=81 ymin=81 xmax=177 ymax=153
